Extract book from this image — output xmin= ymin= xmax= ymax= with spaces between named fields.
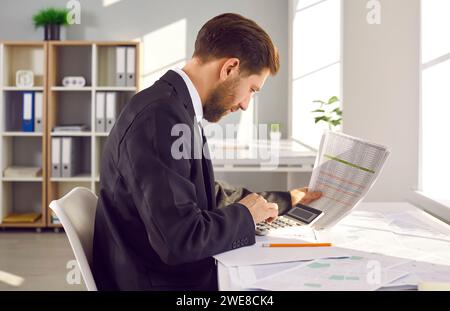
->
xmin=3 ymin=166 xmax=42 ymax=178
xmin=3 ymin=212 xmax=41 ymax=223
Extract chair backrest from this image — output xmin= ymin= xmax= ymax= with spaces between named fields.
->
xmin=49 ymin=187 xmax=98 ymax=291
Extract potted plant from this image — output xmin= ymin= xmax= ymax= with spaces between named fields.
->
xmin=269 ymin=123 xmax=282 ymax=140
xmin=33 ymin=8 xmax=69 ymax=40
xmin=311 ymin=96 xmax=342 ymax=130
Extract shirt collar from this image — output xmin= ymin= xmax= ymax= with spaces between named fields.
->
xmin=172 ymin=67 xmax=203 ymax=124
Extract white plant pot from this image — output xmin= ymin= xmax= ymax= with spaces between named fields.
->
xmin=270 ymin=131 xmax=282 ymax=140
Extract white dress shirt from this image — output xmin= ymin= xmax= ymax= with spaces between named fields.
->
xmin=172 ymin=68 xmax=204 ymax=133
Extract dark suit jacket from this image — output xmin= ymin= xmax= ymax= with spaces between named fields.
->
xmin=92 ymin=70 xmax=292 ymax=290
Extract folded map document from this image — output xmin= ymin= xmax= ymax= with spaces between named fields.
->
xmin=308 ymin=131 xmax=390 ymax=230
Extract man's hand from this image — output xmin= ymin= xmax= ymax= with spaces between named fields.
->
xmin=238 ymin=193 xmax=278 ymax=224
xmin=290 ymin=187 xmax=322 ymax=207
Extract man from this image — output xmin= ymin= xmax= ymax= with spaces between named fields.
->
xmin=93 ymin=13 xmax=321 ymax=290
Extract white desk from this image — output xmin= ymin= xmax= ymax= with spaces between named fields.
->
xmin=210 ymin=138 xmax=316 ymax=191
xmin=217 ymin=202 xmax=450 ymax=290
xmin=209 ymin=139 xmax=316 ymax=172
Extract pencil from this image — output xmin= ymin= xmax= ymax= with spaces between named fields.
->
xmin=262 ymin=243 xmax=332 ymax=247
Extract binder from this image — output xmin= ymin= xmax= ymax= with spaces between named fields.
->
xmin=95 ymin=92 xmax=106 ymax=132
xmin=106 ymin=92 xmax=118 ymax=132
xmin=34 ymin=92 xmax=43 ymax=132
xmin=116 ymin=47 xmax=126 ymax=86
xmin=62 ymin=137 xmax=80 ymax=178
xmin=126 ymin=46 xmax=136 ymax=86
xmin=51 ymin=137 xmax=62 ymax=177
xmin=22 ymin=91 xmax=34 ymax=132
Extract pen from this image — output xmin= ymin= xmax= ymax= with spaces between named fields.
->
xmin=262 ymin=243 xmax=332 ymax=247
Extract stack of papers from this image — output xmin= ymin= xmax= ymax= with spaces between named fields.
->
xmin=247 ymin=255 xmax=408 ymax=291
xmin=214 ymin=237 xmax=352 ymax=267
xmin=216 ymin=245 xmax=450 ymax=291
xmin=381 ymin=259 xmax=450 ymax=290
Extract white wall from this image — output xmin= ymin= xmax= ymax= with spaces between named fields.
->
xmin=343 ymin=0 xmax=420 ymax=201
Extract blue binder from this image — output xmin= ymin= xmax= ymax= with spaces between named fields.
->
xmin=22 ymin=91 xmax=34 ymax=132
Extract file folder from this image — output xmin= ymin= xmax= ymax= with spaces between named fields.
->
xmin=126 ymin=46 xmax=136 ymax=86
xmin=95 ymin=92 xmax=106 ymax=132
xmin=116 ymin=47 xmax=126 ymax=86
xmin=106 ymin=92 xmax=118 ymax=132
xmin=34 ymin=92 xmax=43 ymax=132
xmin=51 ymin=137 xmax=62 ymax=177
xmin=22 ymin=92 xmax=34 ymax=132
xmin=62 ymin=137 xmax=80 ymax=178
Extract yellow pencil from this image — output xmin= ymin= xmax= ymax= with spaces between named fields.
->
xmin=262 ymin=243 xmax=332 ymax=247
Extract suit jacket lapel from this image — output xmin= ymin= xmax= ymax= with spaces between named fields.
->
xmin=160 ymin=70 xmax=216 ymax=210
xmin=200 ymin=127 xmax=216 ymax=210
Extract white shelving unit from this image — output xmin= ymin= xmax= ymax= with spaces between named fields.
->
xmin=0 ymin=41 xmax=47 ymax=228
xmin=46 ymin=41 xmax=139 ymax=228
xmin=0 ymin=40 xmax=139 ymax=229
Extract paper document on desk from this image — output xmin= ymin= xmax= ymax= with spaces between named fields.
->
xmin=308 ymin=131 xmax=390 ymax=229
xmin=214 ymin=237 xmax=352 ymax=267
xmin=383 ymin=259 xmax=450 ymax=288
xmin=249 ymin=255 xmax=408 ymax=291
xmin=237 ymin=261 xmax=307 ymax=288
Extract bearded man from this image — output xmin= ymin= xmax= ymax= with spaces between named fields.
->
xmin=93 ymin=13 xmax=321 ymax=291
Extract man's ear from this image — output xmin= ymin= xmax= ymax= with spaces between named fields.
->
xmin=219 ymin=58 xmax=240 ymax=81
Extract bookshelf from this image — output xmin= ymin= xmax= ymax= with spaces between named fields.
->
xmin=0 ymin=40 xmax=139 ymax=230
xmin=46 ymin=41 xmax=139 ymax=228
xmin=0 ymin=42 xmax=47 ymax=229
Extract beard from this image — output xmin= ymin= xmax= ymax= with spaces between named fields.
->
xmin=203 ymin=76 xmax=240 ymax=123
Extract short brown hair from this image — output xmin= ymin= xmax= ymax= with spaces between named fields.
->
xmin=193 ymin=13 xmax=280 ymax=76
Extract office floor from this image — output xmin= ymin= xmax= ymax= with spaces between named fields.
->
xmin=0 ymin=231 xmax=86 ymax=290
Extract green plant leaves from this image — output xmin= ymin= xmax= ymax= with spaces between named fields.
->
xmin=270 ymin=123 xmax=281 ymax=132
xmin=330 ymin=119 xmax=341 ymax=126
xmin=327 ymin=96 xmax=339 ymax=105
xmin=311 ymin=96 xmax=342 ymax=128
xmin=314 ymin=116 xmax=331 ymax=124
xmin=33 ymin=8 xmax=69 ymax=28
xmin=332 ymin=107 xmax=343 ymax=116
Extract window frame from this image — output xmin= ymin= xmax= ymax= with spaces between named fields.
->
xmin=409 ymin=0 xmax=450 ymax=223
xmin=288 ymin=0 xmax=343 ymax=147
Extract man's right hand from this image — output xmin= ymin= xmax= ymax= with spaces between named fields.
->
xmin=238 ymin=193 xmax=278 ymax=224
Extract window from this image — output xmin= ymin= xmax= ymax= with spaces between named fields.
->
xmin=420 ymin=0 xmax=450 ymax=201
xmin=290 ymin=0 xmax=342 ymax=148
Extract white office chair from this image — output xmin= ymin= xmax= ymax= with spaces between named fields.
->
xmin=49 ymin=187 xmax=98 ymax=291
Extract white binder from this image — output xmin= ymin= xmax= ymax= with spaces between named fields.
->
xmin=106 ymin=92 xmax=118 ymax=132
xmin=51 ymin=138 xmax=62 ymax=177
xmin=62 ymin=137 xmax=80 ymax=178
xmin=116 ymin=47 xmax=126 ymax=86
xmin=34 ymin=92 xmax=43 ymax=132
xmin=126 ymin=46 xmax=135 ymax=86
xmin=95 ymin=92 xmax=106 ymax=132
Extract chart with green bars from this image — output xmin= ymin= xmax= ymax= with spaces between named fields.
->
xmin=250 ymin=254 xmax=408 ymax=291
xmin=308 ymin=131 xmax=390 ymax=229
